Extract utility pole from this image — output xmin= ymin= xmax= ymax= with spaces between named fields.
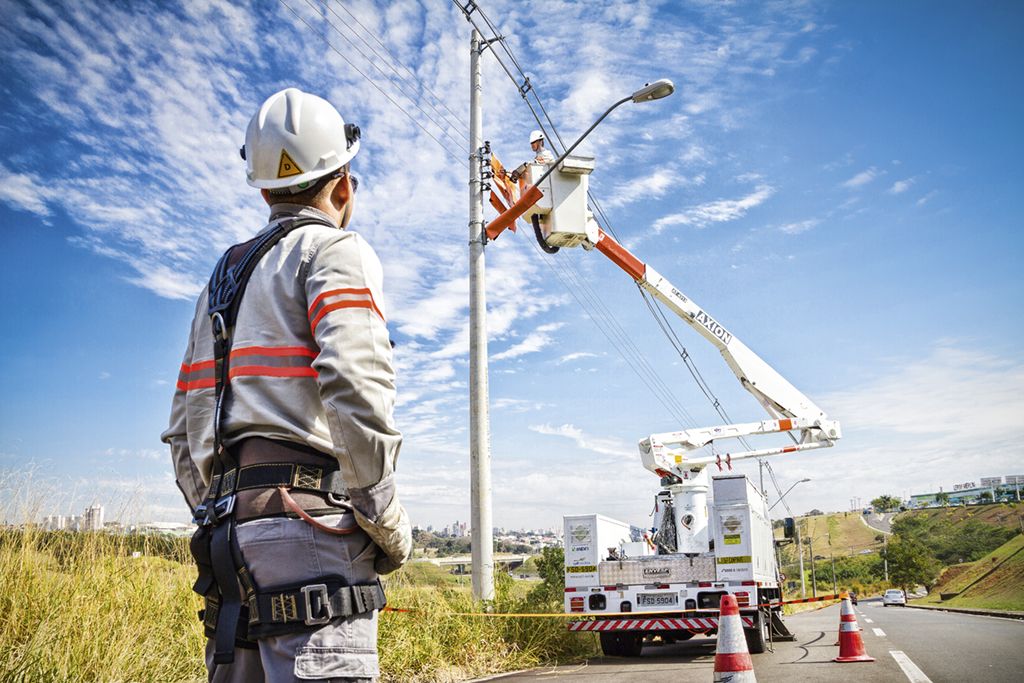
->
xmin=797 ymin=521 xmax=806 ymax=599
xmin=883 ymin=534 xmax=889 ymax=583
xmin=468 ymin=28 xmax=494 ymax=602
xmin=808 ymin=535 xmax=817 ymax=597
xmin=830 ymin=551 xmax=838 ymax=595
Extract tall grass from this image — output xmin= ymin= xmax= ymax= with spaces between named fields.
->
xmin=0 ymin=527 xmax=595 ymax=682
xmin=0 ymin=528 xmax=206 ymax=682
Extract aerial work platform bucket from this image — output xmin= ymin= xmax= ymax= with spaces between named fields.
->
xmin=523 ymin=156 xmax=598 ymax=248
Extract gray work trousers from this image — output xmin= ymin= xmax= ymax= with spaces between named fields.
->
xmin=206 ymin=513 xmax=380 ymax=682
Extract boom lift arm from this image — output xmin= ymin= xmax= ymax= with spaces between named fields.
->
xmin=592 ymin=229 xmax=841 ymax=478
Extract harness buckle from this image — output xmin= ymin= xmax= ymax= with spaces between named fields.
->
xmin=192 ymin=503 xmax=209 ymax=526
xmin=300 ymin=584 xmax=333 ymax=626
xmin=203 ymin=494 xmax=236 ymax=526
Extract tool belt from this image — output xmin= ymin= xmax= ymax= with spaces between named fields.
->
xmin=229 ymin=436 xmax=350 ymax=522
xmin=201 ymin=576 xmax=386 ymax=641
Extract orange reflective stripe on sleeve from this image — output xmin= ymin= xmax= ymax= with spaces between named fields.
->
xmin=307 ymin=288 xmax=384 ymax=333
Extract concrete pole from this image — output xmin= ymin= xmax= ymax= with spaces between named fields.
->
xmin=808 ymin=535 xmax=817 ymax=597
xmin=468 ymin=29 xmax=494 ymax=603
xmin=883 ymin=534 xmax=889 ymax=583
xmin=797 ymin=524 xmax=806 ymax=599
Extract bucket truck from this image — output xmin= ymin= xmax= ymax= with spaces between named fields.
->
xmin=487 ymin=159 xmax=841 ymax=656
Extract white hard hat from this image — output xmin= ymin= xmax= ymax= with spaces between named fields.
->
xmin=242 ymin=88 xmax=360 ymax=191
xmin=529 ymin=130 xmax=545 ymax=144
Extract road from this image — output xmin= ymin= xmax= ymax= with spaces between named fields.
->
xmin=861 ymin=511 xmax=897 ymax=534
xmin=477 ymin=598 xmax=1024 ymax=682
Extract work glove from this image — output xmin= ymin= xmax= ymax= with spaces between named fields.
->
xmin=349 ymin=476 xmax=413 ymax=575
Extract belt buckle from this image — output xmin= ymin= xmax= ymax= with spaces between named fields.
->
xmin=206 ymin=494 xmax=236 ymax=525
xmin=301 ymin=584 xmax=333 ymax=626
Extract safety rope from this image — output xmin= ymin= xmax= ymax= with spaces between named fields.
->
xmin=380 ymin=593 xmax=841 ymax=618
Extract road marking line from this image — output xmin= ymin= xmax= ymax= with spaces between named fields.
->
xmin=890 ymin=650 xmax=933 ymax=683
xmin=864 ymin=618 xmax=874 ymax=623
xmin=872 ymin=627 xmax=886 ymax=637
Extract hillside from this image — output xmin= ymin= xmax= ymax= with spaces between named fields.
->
xmin=915 ymin=533 xmax=1024 ymax=611
xmin=901 ymin=502 xmax=1024 ymax=532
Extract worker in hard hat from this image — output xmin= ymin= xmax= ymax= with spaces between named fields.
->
xmin=530 ymin=129 xmax=555 ymax=164
xmin=162 ymin=87 xmax=411 ymax=682
xmin=510 ymin=130 xmax=557 ymax=182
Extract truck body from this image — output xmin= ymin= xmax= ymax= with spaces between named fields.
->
xmin=564 ymin=474 xmax=783 ymax=654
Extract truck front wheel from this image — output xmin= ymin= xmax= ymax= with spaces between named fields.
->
xmin=599 ymin=631 xmax=644 ymax=657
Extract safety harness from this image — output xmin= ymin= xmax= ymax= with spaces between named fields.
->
xmin=189 ymin=215 xmax=386 ymax=666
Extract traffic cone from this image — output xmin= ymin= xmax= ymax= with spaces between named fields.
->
xmin=833 ymin=593 xmax=875 ymax=663
xmin=713 ymin=594 xmax=757 ymax=682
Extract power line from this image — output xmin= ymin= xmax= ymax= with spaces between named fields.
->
xmin=300 ymin=0 xmax=468 ymax=153
xmin=279 ymin=0 xmax=468 ymax=167
xmin=321 ymin=0 xmax=470 ymax=137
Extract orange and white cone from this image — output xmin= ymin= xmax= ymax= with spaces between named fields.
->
xmin=714 ymin=594 xmax=756 ymax=682
xmin=834 ymin=593 xmax=875 ymax=663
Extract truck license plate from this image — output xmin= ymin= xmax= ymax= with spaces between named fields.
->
xmin=637 ymin=592 xmax=678 ymax=607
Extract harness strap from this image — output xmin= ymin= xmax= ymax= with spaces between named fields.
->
xmin=247 ymin=579 xmax=386 ymax=640
xmin=235 ymin=462 xmax=347 ymax=494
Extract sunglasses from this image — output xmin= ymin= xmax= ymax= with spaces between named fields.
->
xmin=349 ymin=174 xmax=358 ymax=192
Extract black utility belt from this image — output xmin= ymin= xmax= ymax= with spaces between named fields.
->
xmin=201 ymin=577 xmax=386 ymax=640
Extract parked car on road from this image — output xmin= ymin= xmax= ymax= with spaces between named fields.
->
xmin=882 ymin=589 xmax=907 ymax=606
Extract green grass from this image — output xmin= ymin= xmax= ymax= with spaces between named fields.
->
xmin=914 ymin=534 xmax=1024 ymax=612
xmin=0 ymin=528 xmax=596 ymax=682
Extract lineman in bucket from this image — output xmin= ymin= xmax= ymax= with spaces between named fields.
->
xmin=162 ymin=88 xmax=412 ymax=682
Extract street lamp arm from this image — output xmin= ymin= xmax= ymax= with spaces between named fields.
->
xmin=534 ymin=95 xmax=632 ymax=187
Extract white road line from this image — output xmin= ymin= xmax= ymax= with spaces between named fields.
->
xmin=890 ymin=650 xmax=933 ymax=683
xmin=872 ymin=627 xmax=886 ymax=637
xmin=864 ymin=618 xmax=874 ymax=623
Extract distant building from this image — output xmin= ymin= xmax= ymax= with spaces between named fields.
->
xmin=43 ymin=515 xmax=66 ymax=531
xmin=910 ymin=475 xmax=1021 ymax=507
xmin=83 ymin=504 xmax=104 ymax=531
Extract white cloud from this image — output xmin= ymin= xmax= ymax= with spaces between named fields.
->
xmin=605 ymin=166 xmax=682 ymax=208
xmin=841 ymin=167 xmax=882 ymax=189
xmin=888 ymin=177 xmax=915 ymax=194
xmin=916 ymin=190 xmax=938 ymax=206
xmin=653 ymin=184 xmax=775 ymax=232
xmin=557 ymin=352 xmax=600 ymax=364
xmin=779 ymin=219 xmax=819 ymax=235
xmin=529 ymin=423 xmax=635 ymax=459
xmin=492 ymin=323 xmax=564 ymax=361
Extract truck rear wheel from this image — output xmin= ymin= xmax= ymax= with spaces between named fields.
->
xmin=599 ymin=631 xmax=644 ymax=657
xmin=743 ymin=611 xmax=768 ymax=654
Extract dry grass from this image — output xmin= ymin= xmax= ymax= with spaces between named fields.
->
xmin=0 ymin=528 xmax=595 ymax=682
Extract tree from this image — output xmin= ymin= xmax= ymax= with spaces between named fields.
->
xmin=979 ymin=491 xmax=994 ymax=503
xmin=935 ymin=492 xmax=950 ymax=507
xmin=882 ymin=537 xmax=940 ymax=590
xmin=870 ymin=495 xmax=902 ymax=512
xmin=526 ymin=546 xmax=565 ymax=607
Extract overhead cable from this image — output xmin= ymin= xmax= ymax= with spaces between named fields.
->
xmin=279 ymin=0 xmax=468 ymax=167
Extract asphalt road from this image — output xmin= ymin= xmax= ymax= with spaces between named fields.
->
xmin=861 ymin=511 xmax=896 ymax=534
xmin=477 ymin=598 xmax=1024 ymax=682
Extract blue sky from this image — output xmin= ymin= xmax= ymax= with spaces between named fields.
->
xmin=1 ymin=0 xmax=1021 ymax=530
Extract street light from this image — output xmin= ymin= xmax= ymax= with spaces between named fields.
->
xmin=769 ymin=477 xmax=811 ymax=512
xmin=485 ymin=79 xmax=675 ymax=238
xmin=770 ymin=477 xmax=811 ymax=599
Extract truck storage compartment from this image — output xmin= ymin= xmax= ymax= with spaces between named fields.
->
xmin=598 ymin=555 xmax=716 ymax=585
xmin=711 ymin=475 xmax=776 ymax=584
